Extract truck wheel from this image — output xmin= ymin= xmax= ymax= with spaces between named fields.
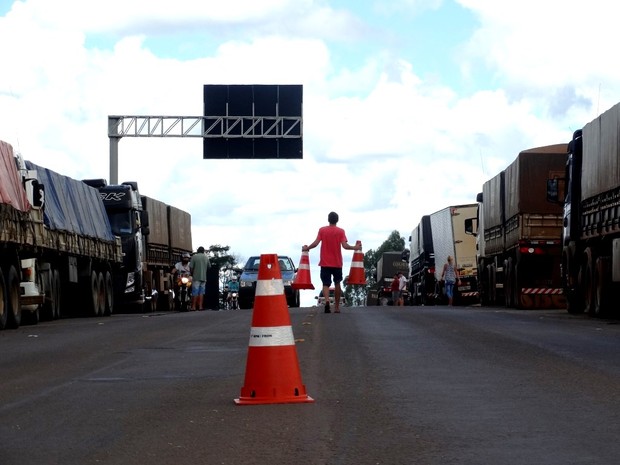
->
xmin=504 ymin=258 xmax=513 ymax=308
xmin=582 ymin=248 xmax=595 ymax=316
xmin=594 ymin=257 xmax=609 ymax=317
xmin=564 ymin=251 xmax=583 ymax=314
xmin=97 ymin=272 xmax=106 ymax=316
xmin=0 ymin=268 xmax=7 ymax=330
xmin=488 ymin=264 xmax=496 ymax=305
xmin=7 ymin=266 xmax=22 ymax=329
xmin=52 ymin=269 xmax=62 ymax=319
xmin=103 ymin=271 xmax=114 ymax=316
xmin=87 ymin=271 xmax=101 ymax=316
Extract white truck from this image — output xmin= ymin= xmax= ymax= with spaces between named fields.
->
xmin=429 ymin=204 xmax=479 ymax=305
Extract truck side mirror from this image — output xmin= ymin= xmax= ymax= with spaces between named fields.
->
xmin=140 ymin=210 xmax=149 ymax=228
xmin=31 ymin=180 xmax=45 ymax=208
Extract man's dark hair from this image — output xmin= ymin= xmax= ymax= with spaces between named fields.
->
xmin=328 ymin=211 xmax=339 ymax=224
xmin=197 ymin=246 xmax=205 ymax=253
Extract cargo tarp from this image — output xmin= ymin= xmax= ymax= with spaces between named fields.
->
xmin=25 ymin=160 xmax=115 ymax=242
xmin=0 ymin=140 xmax=30 ymax=212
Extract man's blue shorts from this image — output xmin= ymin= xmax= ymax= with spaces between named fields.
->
xmin=320 ymin=267 xmax=343 ymax=286
xmin=192 ymin=280 xmax=206 ymax=296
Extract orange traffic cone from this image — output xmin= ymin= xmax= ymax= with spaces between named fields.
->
xmin=292 ymin=249 xmax=315 ymax=290
xmin=235 ymin=254 xmax=314 ymax=405
xmin=347 ymin=241 xmax=367 ymax=285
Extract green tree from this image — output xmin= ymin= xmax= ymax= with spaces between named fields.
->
xmin=344 ymin=230 xmax=406 ymax=306
xmin=206 ymin=245 xmax=243 ymax=293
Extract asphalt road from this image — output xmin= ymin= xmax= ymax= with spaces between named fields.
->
xmin=1 ymin=305 xmax=619 ymax=465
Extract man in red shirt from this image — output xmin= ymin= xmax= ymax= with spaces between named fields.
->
xmin=303 ymin=212 xmax=362 ymax=313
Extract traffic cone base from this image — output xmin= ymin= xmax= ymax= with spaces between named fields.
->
xmin=235 ymin=254 xmax=314 ymax=405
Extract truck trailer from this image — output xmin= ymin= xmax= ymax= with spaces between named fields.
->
xmin=468 ymin=144 xmax=566 ymax=309
xmin=0 ymin=140 xmax=123 ymax=329
xmin=554 ymin=102 xmax=620 ymax=317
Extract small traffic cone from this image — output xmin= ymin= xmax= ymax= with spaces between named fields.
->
xmin=235 ymin=253 xmax=314 ymax=405
xmin=292 ymin=249 xmax=315 ymax=290
xmin=347 ymin=241 xmax=367 ymax=285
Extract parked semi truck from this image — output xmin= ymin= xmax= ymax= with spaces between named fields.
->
xmin=82 ymin=180 xmax=193 ymax=312
xmin=0 ymin=140 xmax=123 ymax=329
xmin=374 ymin=251 xmax=409 ymax=305
xmin=408 ymin=215 xmax=435 ymax=305
xmin=467 ymin=144 xmax=566 ymax=309
xmin=552 ymin=102 xmax=620 ymax=317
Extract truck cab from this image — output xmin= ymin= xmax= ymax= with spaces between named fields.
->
xmin=83 ymin=179 xmax=148 ymax=308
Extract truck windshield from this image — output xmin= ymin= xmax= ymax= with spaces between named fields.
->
xmin=108 ymin=212 xmax=133 ymax=235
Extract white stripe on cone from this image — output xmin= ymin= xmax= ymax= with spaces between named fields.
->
xmin=248 ymin=326 xmax=295 ymax=347
xmin=255 ymin=279 xmax=285 ymax=296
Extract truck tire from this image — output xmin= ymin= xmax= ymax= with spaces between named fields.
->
xmin=7 ymin=266 xmax=22 ymax=329
xmin=504 ymin=258 xmax=513 ymax=308
xmin=564 ymin=250 xmax=583 ymax=314
xmin=51 ymin=269 xmax=62 ymax=319
xmin=86 ymin=271 xmax=101 ymax=317
xmin=0 ymin=268 xmax=7 ymax=330
xmin=594 ymin=257 xmax=609 ymax=317
xmin=582 ymin=248 xmax=595 ymax=316
xmin=42 ymin=267 xmax=60 ymax=320
xmin=103 ymin=271 xmax=114 ymax=316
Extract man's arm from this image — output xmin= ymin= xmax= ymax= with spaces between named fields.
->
xmin=303 ymin=235 xmax=321 ymax=251
xmin=341 ymin=241 xmax=362 ymax=251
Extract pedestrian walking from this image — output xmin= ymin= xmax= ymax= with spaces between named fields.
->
xmin=189 ymin=246 xmax=210 ymax=311
xmin=303 ymin=211 xmax=361 ymax=313
xmin=440 ymin=255 xmax=460 ymax=306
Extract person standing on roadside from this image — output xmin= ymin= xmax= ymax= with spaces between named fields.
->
xmin=189 ymin=246 xmax=210 ymax=311
xmin=398 ymin=271 xmax=408 ymax=306
xmin=390 ymin=273 xmax=400 ymax=306
xmin=303 ymin=211 xmax=362 ymax=314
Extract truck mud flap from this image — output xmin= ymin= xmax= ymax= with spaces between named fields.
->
xmin=518 ymin=289 xmax=566 ymax=309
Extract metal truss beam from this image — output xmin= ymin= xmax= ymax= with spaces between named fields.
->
xmin=107 ymin=115 xmax=302 ymax=184
xmin=108 ymin=115 xmax=302 ymax=138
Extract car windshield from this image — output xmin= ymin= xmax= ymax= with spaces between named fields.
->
xmin=108 ymin=211 xmax=133 ymax=235
xmin=245 ymin=257 xmax=292 ymax=272
xmin=247 ymin=258 xmax=261 ymax=271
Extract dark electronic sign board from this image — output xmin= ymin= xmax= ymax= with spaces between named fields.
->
xmin=203 ymin=84 xmax=303 ymax=159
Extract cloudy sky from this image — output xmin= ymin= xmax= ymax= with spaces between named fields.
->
xmin=1 ymin=0 xmax=618 ymax=305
